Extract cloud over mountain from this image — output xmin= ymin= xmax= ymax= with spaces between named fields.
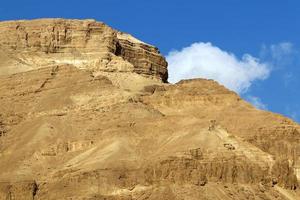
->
xmin=167 ymin=42 xmax=271 ymax=93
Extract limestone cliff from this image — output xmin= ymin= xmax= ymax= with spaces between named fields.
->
xmin=0 ymin=19 xmax=168 ymax=81
xmin=0 ymin=19 xmax=299 ymax=200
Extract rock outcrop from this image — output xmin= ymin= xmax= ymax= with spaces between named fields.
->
xmin=0 ymin=19 xmax=299 ymax=200
xmin=0 ymin=19 xmax=168 ymax=81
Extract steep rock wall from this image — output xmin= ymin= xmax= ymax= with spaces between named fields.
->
xmin=0 ymin=19 xmax=168 ymax=81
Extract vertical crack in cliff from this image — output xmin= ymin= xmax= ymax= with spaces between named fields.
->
xmin=115 ymin=41 xmax=123 ymax=56
xmin=0 ymin=115 xmax=5 ymax=138
xmin=32 ymin=181 xmax=38 ymax=200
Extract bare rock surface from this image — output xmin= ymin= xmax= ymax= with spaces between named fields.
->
xmin=0 ymin=19 xmax=168 ymax=81
xmin=0 ymin=19 xmax=299 ymax=200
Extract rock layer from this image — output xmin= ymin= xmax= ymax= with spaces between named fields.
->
xmin=0 ymin=19 xmax=168 ymax=81
xmin=0 ymin=19 xmax=299 ymax=200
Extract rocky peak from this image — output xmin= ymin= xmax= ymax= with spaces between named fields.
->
xmin=0 ymin=18 xmax=168 ymax=81
xmin=0 ymin=19 xmax=300 ymax=200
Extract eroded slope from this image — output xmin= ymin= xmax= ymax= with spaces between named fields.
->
xmin=0 ymin=65 xmax=299 ymax=199
xmin=0 ymin=19 xmax=299 ymax=200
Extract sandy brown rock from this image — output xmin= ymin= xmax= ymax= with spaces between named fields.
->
xmin=0 ymin=19 xmax=168 ymax=81
xmin=0 ymin=19 xmax=299 ymax=200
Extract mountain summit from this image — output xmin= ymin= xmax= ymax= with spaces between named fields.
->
xmin=0 ymin=19 xmax=168 ymax=81
xmin=0 ymin=19 xmax=299 ymax=200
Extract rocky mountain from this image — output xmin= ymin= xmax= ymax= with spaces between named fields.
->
xmin=0 ymin=19 xmax=299 ymax=200
xmin=0 ymin=19 xmax=167 ymax=81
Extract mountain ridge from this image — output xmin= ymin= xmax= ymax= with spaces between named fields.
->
xmin=0 ymin=19 xmax=299 ymax=200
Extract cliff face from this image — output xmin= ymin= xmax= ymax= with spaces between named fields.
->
xmin=0 ymin=19 xmax=168 ymax=81
xmin=0 ymin=19 xmax=300 ymax=200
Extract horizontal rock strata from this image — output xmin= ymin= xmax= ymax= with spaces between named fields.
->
xmin=0 ymin=19 xmax=168 ymax=81
xmin=0 ymin=19 xmax=299 ymax=200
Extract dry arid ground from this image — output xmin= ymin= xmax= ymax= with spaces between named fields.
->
xmin=0 ymin=19 xmax=299 ymax=200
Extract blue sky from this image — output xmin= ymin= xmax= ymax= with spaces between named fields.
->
xmin=1 ymin=0 xmax=299 ymax=122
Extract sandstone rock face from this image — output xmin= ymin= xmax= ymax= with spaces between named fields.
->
xmin=0 ymin=19 xmax=299 ymax=200
xmin=0 ymin=19 xmax=168 ymax=81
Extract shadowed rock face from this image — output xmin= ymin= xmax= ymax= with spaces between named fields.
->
xmin=0 ymin=19 xmax=300 ymax=200
xmin=0 ymin=19 xmax=168 ymax=81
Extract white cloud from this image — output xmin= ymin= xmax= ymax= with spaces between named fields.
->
xmin=167 ymin=42 xmax=271 ymax=94
xmin=260 ymin=42 xmax=299 ymax=87
xmin=270 ymin=42 xmax=293 ymax=60
xmin=260 ymin=42 xmax=296 ymax=68
xmin=246 ymin=96 xmax=268 ymax=110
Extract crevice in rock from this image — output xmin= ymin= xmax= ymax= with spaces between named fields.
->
xmin=32 ymin=181 xmax=39 ymax=200
xmin=115 ymin=41 xmax=123 ymax=56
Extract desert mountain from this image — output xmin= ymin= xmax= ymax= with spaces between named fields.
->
xmin=0 ymin=19 xmax=299 ymax=200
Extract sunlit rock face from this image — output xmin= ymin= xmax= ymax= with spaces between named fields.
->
xmin=0 ymin=19 xmax=168 ymax=81
xmin=0 ymin=19 xmax=299 ymax=200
